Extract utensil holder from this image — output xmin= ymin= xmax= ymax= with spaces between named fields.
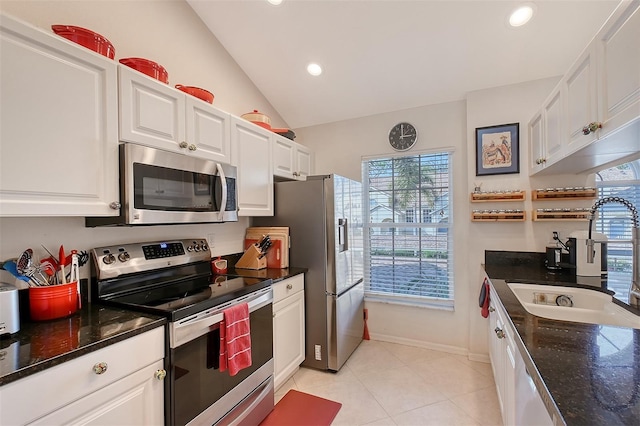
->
xmin=235 ymin=245 xmax=267 ymax=270
xmin=29 ymin=282 xmax=78 ymax=321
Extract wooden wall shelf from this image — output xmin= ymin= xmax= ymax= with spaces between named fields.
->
xmin=471 ymin=210 xmax=526 ymax=222
xmin=531 ymin=188 xmax=597 ymax=201
xmin=532 ymin=209 xmax=593 ymax=221
xmin=470 ymin=191 xmax=526 ymax=202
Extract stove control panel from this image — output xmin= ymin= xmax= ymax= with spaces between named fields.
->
xmin=92 ymin=238 xmax=211 ymax=280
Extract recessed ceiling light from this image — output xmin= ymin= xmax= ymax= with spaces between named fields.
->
xmin=267 ymin=0 xmax=283 ymax=6
xmin=307 ymin=63 xmax=322 ymax=76
xmin=509 ymin=3 xmax=535 ymax=27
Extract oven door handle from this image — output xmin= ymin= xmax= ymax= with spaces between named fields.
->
xmin=170 ymin=288 xmax=272 ymax=349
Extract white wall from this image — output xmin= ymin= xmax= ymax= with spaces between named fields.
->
xmin=296 ymin=77 xmax=597 ymax=358
xmin=0 ymin=0 xmax=283 ymax=283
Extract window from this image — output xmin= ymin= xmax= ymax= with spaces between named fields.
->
xmin=595 ymin=160 xmax=640 ymax=302
xmin=362 ymin=151 xmax=453 ymax=309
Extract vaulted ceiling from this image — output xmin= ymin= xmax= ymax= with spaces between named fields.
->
xmin=188 ymin=0 xmax=619 ymax=129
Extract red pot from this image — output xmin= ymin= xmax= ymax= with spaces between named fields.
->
xmin=51 ymin=25 xmax=115 ymax=59
xmin=119 ymin=57 xmax=169 ymax=84
xmin=175 ymin=85 xmax=214 ymax=104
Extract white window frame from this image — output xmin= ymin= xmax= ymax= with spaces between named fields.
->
xmin=362 ymin=149 xmax=454 ymax=310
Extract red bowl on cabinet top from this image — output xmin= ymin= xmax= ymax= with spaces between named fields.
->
xmin=51 ymin=25 xmax=115 ymax=59
xmin=119 ymin=57 xmax=169 ymax=84
xmin=175 ymin=85 xmax=214 ymax=104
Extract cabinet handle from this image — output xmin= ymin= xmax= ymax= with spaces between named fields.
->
xmin=292 ymin=172 xmax=300 ymax=177
xmin=93 ymin=362 xmax=108 ymax=375
xmin=154 ymin=369 xmax=167 ymax=381
xmin=489 ymin=306 xmax=495 ymax=313
xmin=287 ymin=284 xmax=293 ymax=290
xmin=179 ymin=141 xmax=188 ymax=149
xmin=188 ymin=144 xmax=197 ymax=151
xmin=582 ymin=122 xmax=602 ymax=135
xmin=536 ymin=158 xmax=546 ymax=165
xmin=494 ymin=327 xmax=505 ymax=339
xmin=109 ymin=201 xmax=121 ymax=210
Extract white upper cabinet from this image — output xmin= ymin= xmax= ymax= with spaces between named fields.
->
xmin=0 ymin=13 xmax=119 ymax=217
xmin=273 ymin=135 xmax=314 ymax=180
xmin=597 ymin=0 xmax=640 ymax=137
xmin=231 ymin=117 xmax=273 ymax=216
xmin=119 ymin=65 xmax=231 ymax=164
xmin=530 ymin=0 xmax=640 ymax=175
xmin=565 ymin=45 xmax=599 ymax=154
xmin=528 ymin=88 xmax=564 ymax=175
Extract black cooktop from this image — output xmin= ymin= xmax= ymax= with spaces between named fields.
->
xmin=101 ymin=275 xmax=272 ymax=321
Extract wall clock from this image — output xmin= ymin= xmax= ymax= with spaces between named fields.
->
xmin=388 ymin=122 xmax=417 ymax=151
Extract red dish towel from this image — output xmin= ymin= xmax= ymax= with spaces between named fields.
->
xmin=219 ymin=303 xmax=252 ymax=376
xmin=480 ymin=279 xmax=491 ymax=318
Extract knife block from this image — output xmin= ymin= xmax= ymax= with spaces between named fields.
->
xmin=235 ymin=244 xmax=267 ymax=270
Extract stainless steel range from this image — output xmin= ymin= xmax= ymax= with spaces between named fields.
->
xmin=91 ymin=238 xmax=274 ymax=426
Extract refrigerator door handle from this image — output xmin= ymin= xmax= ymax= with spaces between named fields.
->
xmin=338 ymin=218 xmax=348 ymax=252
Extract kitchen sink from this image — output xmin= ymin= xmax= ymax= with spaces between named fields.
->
xmin=507 ymin=283 xmax=640 ymax=329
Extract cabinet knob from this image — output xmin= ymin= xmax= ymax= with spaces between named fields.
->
xmin=188 ymin=144 xmax=197 ymax=151
xmin=287 ymin=284 xmax=293 ymax=290
xmin=494 ymin=327 xmax=505 ymax=339
xmin=179 ymin=141 xmax=188 ymax=149
xmin=93 ymin=362 xmax=108 ymax=375
xmin=109 ymin=201 xmax=121 ymax=210
xmin=489 ymin=306 xmax=496 ymax=313
xmin=582 ymin=122 xmax=602 ymax=135
xmin=154 ymin=369 xmax=167 ymax=381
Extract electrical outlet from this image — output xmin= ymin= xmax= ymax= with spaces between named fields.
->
xmin=207 ymin=233 xmax=215 ymax=248
xmin=314 ymin=344 xmax=322 ymax=360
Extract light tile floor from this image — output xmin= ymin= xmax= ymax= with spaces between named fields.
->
xmin=275 ymin=340 xmax=503 ymax=426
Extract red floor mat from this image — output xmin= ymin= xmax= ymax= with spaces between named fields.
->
xmin=259 ymin=389 xmax=342 ymax=426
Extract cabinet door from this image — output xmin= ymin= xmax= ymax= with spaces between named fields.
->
xmin=273 ymin=135 xmax=296 ymax=179
xmin=565 ymin=45 xmax=599 ymax=154
xmin=273 ymin=290 xmax=305 ymax=390
xmin=488 ymin=299 xmax=505 ymax=414
xmin=597 ymin=0 xmax=640 ymax=137
xmin=543 ymin=89 xmax=564 ymax=166
xmin=185 ymin=97 xmax=231 ymax=164
xmin=528 ymin=110 xmax=545 ymax=174
xmin=30 ymin=360 xmax=165 ymax=426
xmin=119 ymin=64 xmax=186 ymax=152
xmin=295 ymin=144 xmax=313 ymax=179
xmin=231 ymin=117 xmax=273 ymax=216
xmin=0 ymin=14 xmax=119 ymax=216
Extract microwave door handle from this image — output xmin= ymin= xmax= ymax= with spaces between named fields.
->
xmin=216 ymin=163 xmax=227 ymax=222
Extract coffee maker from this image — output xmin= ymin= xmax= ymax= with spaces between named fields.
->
xmin=567 ymin=230 xmax=608 ymax=276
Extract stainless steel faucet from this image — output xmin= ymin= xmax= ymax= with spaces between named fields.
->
xmin=587 ymin=196 xmax=640 ymax=308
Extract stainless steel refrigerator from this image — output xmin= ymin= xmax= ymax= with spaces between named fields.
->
xmin=254 ymin=174 xmax=364 ymax=371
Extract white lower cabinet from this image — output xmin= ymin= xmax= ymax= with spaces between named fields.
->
xmin=487 ymin=278 xmax=553 ymax=426
xmin=488 ymin=285 xmax=515 ymax=425
xmin=0 ymin=327 xmax=165 ymax=425
xmin=272 ymin=274 xmax=305 ymax=390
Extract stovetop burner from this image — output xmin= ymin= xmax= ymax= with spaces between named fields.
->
xmin=91 ymin=238 xmax=272 ymax=321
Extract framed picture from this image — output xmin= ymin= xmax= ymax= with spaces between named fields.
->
xmin=193 ymin=173 xmax=211 ymax=196
xmin=475 ymin=123 xmax=520 ymax=176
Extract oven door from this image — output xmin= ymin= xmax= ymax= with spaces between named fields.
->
xmin=124 ymin=143 xmax=237 ymax=225
xmin=169 ymin=288 xmax=274 ymax=426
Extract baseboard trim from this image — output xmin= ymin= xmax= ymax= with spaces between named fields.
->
xmin=367 ymin=332 xmax=468 ymax=356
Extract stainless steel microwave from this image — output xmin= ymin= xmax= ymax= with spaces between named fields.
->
xmin=86 ymin=143 xmax=238 ymax=226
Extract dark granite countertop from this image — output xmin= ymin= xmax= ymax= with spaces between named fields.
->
xmin=217 ymin=266 xmax=307 ymax=283
xmin=0 ymin=303 xmax=166 ymax=387
xmin=484 ymin=250 xmax=640 ymax=426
